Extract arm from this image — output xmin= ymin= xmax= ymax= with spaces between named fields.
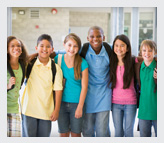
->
xmin=50 ymin=64 xmax=63 ymax=121
xmin=136 ymin=56 xmax=143 ymax=63
xmin=75 ymin=68 xmax=88 ymax=119
xmin=50 ymin=90 xmax=62 ymax=121
xmin=153 ymin=68 xmax=157 ymax=85
xmin=7 ymin=77 xmax=16 ymax=90
xmin=28 ymin=53 xmax=38 ymax=62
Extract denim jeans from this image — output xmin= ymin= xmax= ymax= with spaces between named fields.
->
xmin=82 ymin=111 xmax=110 ymax=137
xmin=112 ymin=103 xmax=137 ymax=137
xmin=139 ymin=119 xmax=157 ymax=137
xmin=22 ymin=114 xmax=51 ymax=137
xmin=58 ymin=102 xmax=85 ymax=134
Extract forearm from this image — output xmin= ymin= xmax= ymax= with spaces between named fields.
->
xmin=78 ymin=68 xmax=88 ymax=109
xmin=54 ymin=90 xmax=62 ymax=112
xmin=78 ymin=86 xmax=88 ymax=109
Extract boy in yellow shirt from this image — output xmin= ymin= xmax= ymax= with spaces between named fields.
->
xmin=21 ymin=34 xmax=63 ymax=137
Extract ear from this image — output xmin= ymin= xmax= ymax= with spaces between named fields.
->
xmin=87 ymin=36 xmax=89 ymax=41
xmin=35 ymin=46 xmax=38 ymax=51
xmin=51 ymin=47 xmax=54 ymax=53
xmin=103 ymin=35 xmax=105 ymax=41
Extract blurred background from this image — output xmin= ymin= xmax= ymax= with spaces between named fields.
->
xmin=8 ymin=7 xmax=157 ymax=56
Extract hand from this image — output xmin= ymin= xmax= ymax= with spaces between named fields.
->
xmin=153 ymin=68 xmax=157 ymax=79
xmin=75 ymin=106 xmax=83 ymax=119
xmin=8 ymin=77 xmax=16 ymax=89
xmin=50 ymin=110 xmax=59 ymax=121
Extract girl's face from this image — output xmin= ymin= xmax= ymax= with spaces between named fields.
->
xmin=114 ymin=39 xmax=128 ymax=58
xmin=8 ymin=39 xmax=22 ymax=59
xmin=141 ymin=45 xmax=155 ymax=64
xmin=64 ymin=39 xmax=79 ymax=57
xmin=36 ymin=40 xmax=54 ymax=59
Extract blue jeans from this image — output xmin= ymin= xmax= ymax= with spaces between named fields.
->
xmin=58 ymin=102 xmax=85 ymax=134
xmin=82 ymin=111 xmax=110 ymax=137
xmin=112 ymin=103 xmax=137 ymax=137
xmin=22 ymin=114 xmax=51 ymax=137
xmin=139 ymin=119 xmax=157 ymax=137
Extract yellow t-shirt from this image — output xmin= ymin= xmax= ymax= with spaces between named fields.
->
xmin=21 ymin=58 xmax=63 ymax=120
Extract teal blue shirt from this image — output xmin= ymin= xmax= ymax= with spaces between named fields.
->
xmin=55 ymin=54 xmax=88 ymax=103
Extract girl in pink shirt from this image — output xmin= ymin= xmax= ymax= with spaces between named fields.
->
xmin=109 ymin=34 xmax=137 ymax=137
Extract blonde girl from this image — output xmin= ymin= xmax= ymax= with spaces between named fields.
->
xmin=55 ymin=33 xmax=88 ymax=137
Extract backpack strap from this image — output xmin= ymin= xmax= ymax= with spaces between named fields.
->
xmin=103 ymin=42 xmax=112 ymax=59
xmin=19 ymin=59 xmax=25 ymax=86
xmin=57 ymin=54 xmax=62 ymax=67
xmin=7 ymin=60 xmax=26 ymax=92
xmin=7 ymin=60 xmax=15 ymax=91
xmin=25 ymin=57 xmax=37 ymax=84
xmin=51 ymin=59 xmax=56 ymax=84
xmin=80 ymin=42 xmax=111 ymax=60
xmin=80 ymin=43 xmax=89 ymax=59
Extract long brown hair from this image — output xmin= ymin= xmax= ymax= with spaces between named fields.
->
xmin=7 ymin=36 xmax=29 ymax=65
xmin=109 ymin=34 xmax=134 ymax=89
xmin=64 ymin=33 xmax=82 ymax=80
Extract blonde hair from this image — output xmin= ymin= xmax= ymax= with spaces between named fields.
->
xmin=140 ymin=39 xmax=157 ymax=56
xmin=64 ymin=33 xmax=82 ymax=80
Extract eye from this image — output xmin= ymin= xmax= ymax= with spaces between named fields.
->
xmin=97 ymin=35 xmax=101 ymax=38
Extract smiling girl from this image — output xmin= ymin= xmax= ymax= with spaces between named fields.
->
xmin=109 ymin=34 xmax=137 ymax=137
xmin=7 ymin=36 xmax=28 ymax=137
xmin=54 ymin=33 xmax=88 ymax=137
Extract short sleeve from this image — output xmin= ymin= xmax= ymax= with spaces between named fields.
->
xmin=81 ymin=58 xmax=88 ymax=72
xmin=53 ymin=63 xmax=63 ymax=91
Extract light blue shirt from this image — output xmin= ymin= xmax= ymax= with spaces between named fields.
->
xmin=84 ymin=44 xmax=112 ymax=113
xmin=55 ymin=54 xmax=88 ymax=103
xmin=55 ymin=43 xmax=112 ymax=113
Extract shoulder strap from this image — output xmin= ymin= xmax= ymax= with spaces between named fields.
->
xmin=51 ymin=59 xmax=56 ymax=84
xmin=25 ymin=57 xmax=37 ymax=84
xmin=80 ymin=43 xmax=89 ymax=59
xmin=57 ymin=54 xmax=62 ymax=67
xmin=19 ymin=60 xmax=25 ymax=87
xmin=7 ymin=60 xmax=15 ymax=91
xmin=80 ymin=42 xmax=112 ymax=60
xmin=103 ymin=42 xmax=112 ymax=59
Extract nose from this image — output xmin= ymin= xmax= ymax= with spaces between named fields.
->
xmin=70 ymin=46 xmax=74 ymax=51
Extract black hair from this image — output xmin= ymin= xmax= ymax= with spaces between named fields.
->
xmin=37 ymin=34 xmax=53 ymax=47
xmin=110 ymin=34 xmax=134 ymax=89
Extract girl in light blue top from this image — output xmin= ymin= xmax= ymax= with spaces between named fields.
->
xmin=55 ymin=33 xmax=88 ymax=137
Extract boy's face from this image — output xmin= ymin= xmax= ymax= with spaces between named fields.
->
xmin=8 ymin=39 xmax=22 ymax=59
xmin=35 ymin=40 xmax=54 ymax=60
xmin=141 ymin=45 xmax=156 ymax=64
xmin=87 ymin=29 xmax=105 ymax=51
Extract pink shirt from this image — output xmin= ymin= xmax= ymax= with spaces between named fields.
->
xmin=112 ymin=65 xmax=137 ymax=105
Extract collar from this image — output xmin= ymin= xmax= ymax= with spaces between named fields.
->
xmin=35 ymin=57 xmax=51 ymax=68
xmin=88 ymin=44 xmax=105 ymax=56
xmin=141 ymin=59 xmax=156 ymax=70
